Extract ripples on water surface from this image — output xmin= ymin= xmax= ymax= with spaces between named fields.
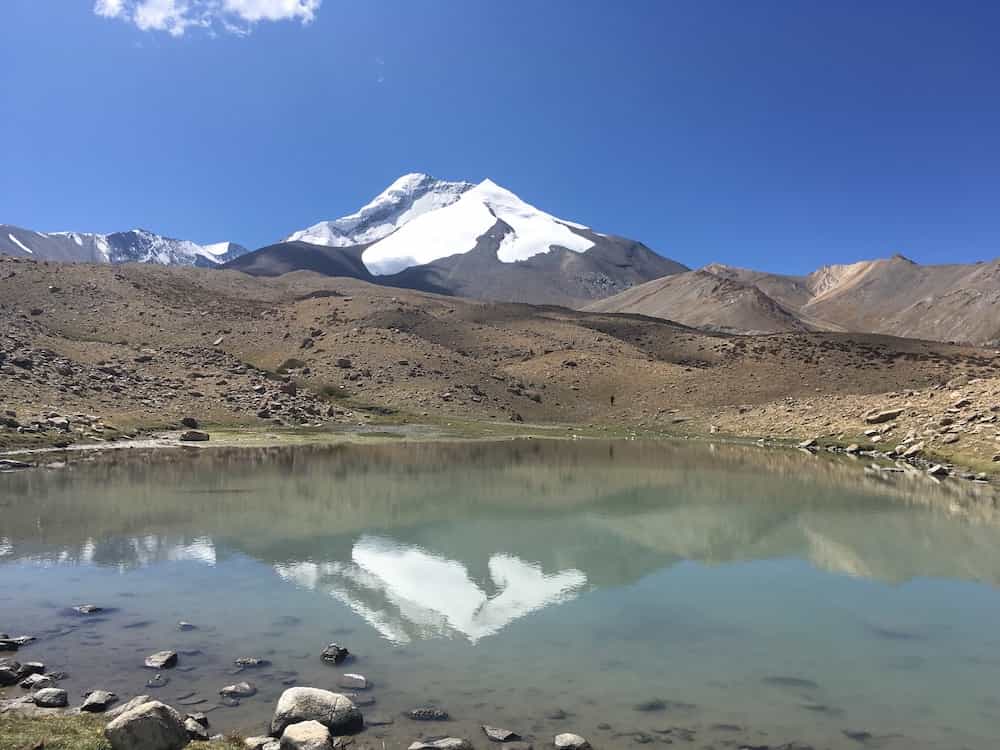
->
xmin=2 ymin=440 xmax=1000 ymax=749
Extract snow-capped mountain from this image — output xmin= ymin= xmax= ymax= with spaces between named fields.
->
xmin=252 ymin=173 xmax=689 ymax=306
xmin=0 ymin=225 xmax=249 ymax=267
xmin=286 ymin=173 xmax=474 ymax=248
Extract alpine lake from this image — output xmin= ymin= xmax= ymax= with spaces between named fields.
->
xmin=2 ymin=438 xmax=1000 ymax=750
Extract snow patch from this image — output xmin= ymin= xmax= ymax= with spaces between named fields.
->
xmin=8 ymin=233 xmax=34 ymax=254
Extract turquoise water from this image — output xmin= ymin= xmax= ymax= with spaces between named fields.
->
xmin=1 ymin=440 xmax=999 ymax=749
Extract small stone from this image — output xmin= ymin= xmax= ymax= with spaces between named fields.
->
xmin=901 ymin=441 xmax=925 ymax=458
xmin=246 ymin=737 xmax=280 ymax=750
xmin=146 ymin=674 xmax=171 ymax=689
xmin=845 ymin=443 xmax=861 ymax=454
xmin=177 ymin=622 xmax=197 ymax=631
xmin=408 ymin=707 xmax=450 ymax=721
xmin=797 ymin=437 xmax=817 ymax=449
xmin=180 ymin=417 xmax=200 ymax=429
xmin=180 ymin=430 xmax=210 ymax=442
xmin=33 ymin=687 xmax=69 ymax=708
xmin=73 ymin=604 xmax=103 ymax=614
xmin=927 ymin=464 xmax=950 ymax=477
xmin=553 ymin=734 xmax=590 ymax=750
xmin=235 ymin=657 xmax=270 ymax=668
xmin=81 ymin=690 xmax=118 ymax=712
xmin=483 ymin=725 xmax=522 ymax=742
xmin=187 ymin=712 xmax=210 ymax=727
xmin=220 ymin=681 xmax=257 ymax=698
xmin=145 ymin=651 xmax=178 ymax=669
xmin=320 ymin=643 xmax=349 ymax=665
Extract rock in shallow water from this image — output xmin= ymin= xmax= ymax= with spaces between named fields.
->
xmin=554 ymin=734 xmax=590 ymax=750
xmin=81 ymin=690 xmax=118 ymax=712
xmin=33 ymin=687 xmax=68 ymax=708
xmin=320 ymin=643 xmax=349 ymax=665
xmin=483 ymin=725 xmax=521 ymax=742
xmin=409 ymin=739 xmax=473 ymax=750
xmin=221 ymin=681 xmax=257 ymax=698
xmin=144 ymin=650 xmax=178 ymax=669
xmin=104 ymin=700 xmax=188 ymax=750
xmin=270 ymin=687 xmax=363 ymax=737
xmin=337 ymin=673 xmax=367 ymax=690
xmin=185 ymin=716 xmax=211 ymax=741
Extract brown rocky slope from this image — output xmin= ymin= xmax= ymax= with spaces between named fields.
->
xmin=1 ymin=255 xmax=998 ymax=473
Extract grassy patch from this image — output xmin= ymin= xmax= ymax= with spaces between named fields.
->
xmin=0 ymin=713 xmax=242 ymax=750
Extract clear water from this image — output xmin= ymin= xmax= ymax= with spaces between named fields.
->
xmin=2 ymin=439 xmax=1000 ymax=749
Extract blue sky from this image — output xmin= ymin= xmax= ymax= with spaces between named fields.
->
xmin=2 ymin=0 xmax=998 ymax=274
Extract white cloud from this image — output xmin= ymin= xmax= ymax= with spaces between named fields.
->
xmin=93 ymin=0 xmax=322 ymax=35
xmin=94 ymin=0 xmax=126 ymax=18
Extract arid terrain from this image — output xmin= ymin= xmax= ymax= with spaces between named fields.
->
xmin=588 ymin=255 xmax=1000 ymax=345
xmin=2 ymin=255 xmax=999 ymax=474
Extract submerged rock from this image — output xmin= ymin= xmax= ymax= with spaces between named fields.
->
xmin=104 ymin=700 xmax=188 ymax=750
xmin=270 ymin=687 xmax=363 ymax=737
xmin=408 ymin=707 xmax=450 ymax=721
xmin=73 ymin=604 xmax=104 ymax=615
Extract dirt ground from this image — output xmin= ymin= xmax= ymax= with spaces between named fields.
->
xmin=2 ymin=256 xmax=998 ymax=474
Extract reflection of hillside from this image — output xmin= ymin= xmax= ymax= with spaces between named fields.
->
xmin=1 ymin=439 xmax=999 ymax=592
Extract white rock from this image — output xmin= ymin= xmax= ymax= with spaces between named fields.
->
xmin=554 ymin=734 xmax=590 ymax=750
xmin=280 ymin=720 xmax=333 ymax=750
xmin=32 ymin=687 xmax=68 ymax=708
xmin=409 ymin=739 xmax=474 ymax=750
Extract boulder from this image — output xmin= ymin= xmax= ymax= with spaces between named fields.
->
xmin=33 ymin=687 xmax=68 ymax=708
xmin=409 ymin=740 xmax=473 ymax=750
xmin=81 ymin=690 xmax=118 ymax=712
xmin=280 ymin=720 xmax=333 ymax=750
xmin=865 ymin=409 xmax=904 ymax=424
xmin=104 ymin=700 xmax=188 ymax=750
xmin=553 ymin=734 xmax=590 ymax=750
xmin=180 ymin=430 xmax=210 ymax=442
xmin=180 ymin=417 xmax=200 ymax=429
xmin=145 ymin=650 xmax=178 ymax=669
xmin=270 ymin=687 xmax=362 ymax=737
